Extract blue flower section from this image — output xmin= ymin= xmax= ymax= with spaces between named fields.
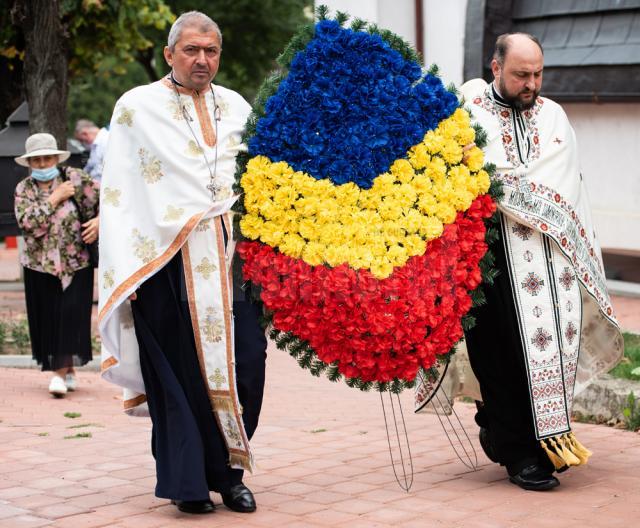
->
xmin=249 ymin=20 xmax=459 ymax=189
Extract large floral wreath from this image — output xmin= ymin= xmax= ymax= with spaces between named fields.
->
xmin=234 ymin=8 xmax=500 ymax=392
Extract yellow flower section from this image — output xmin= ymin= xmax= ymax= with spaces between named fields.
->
xmin=240 ymin=108 xmax=490 ymax=279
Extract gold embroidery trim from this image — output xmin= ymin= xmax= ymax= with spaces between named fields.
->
xmin=215 ymin=216 xmax=252 ymax=458
xmin=192 ymin=93 xmax=216 ymax=147
xmin=123 ymin=394 xmax=147 ymax=409
xmin=98 ymin=213 xmax=203 ymax=324
xmin=101 ymin=356 xmax=118 ymax=372
xmin=182 ymin=242 xmax=215 ymax=396
xmin=160 ymin=77 xmax=216 ymax=147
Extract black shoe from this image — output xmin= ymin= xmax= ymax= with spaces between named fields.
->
xmin=221 ymin=483 xmax=256 ymax=513
xmin=509 ymin=464 xmax=560 ymax=491
xmin=172 ymin=499 xmax=215 ymax=514
xmin=479 ymin=427 xmax=499 ymax=463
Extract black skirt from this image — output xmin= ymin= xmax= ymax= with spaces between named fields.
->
xmin=131 ymin=250 xmax=267 ymax=500
xmin=23 ymin=266 xmax=94 ymax=372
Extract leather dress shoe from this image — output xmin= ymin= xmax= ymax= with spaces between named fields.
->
xmin=509 ymin=464 xmax=560 ymax=491
xmin=171 ymin=499 xmax=215 ymax=514
xmin=221 ymin=483 xmax=256 ymax=513
xmin=479 ymin=427 xmax=499 ymax=463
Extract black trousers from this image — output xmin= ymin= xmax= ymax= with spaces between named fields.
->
xmin=131 ymin=250 xmax=267 ymax=500
xmin=464 ymin=220 xmax=549 ymax=475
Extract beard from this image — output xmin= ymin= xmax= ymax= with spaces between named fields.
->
xmin=498 ymin=78 xmax=539 ymax=110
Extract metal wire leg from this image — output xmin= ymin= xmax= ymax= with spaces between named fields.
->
xmin=418 ymin=371 xmax=479 ymax=471
xmin=380 ymin=391 xmax=414 ymax=491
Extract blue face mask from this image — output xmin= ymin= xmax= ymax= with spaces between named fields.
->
xmin=30 ymin=166 xmax=60 ymax=182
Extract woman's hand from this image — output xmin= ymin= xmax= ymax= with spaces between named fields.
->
xmin=47 ymin=180 xmax=75 ymax=208
xmin=462 ymin=142 xmax=477 ymax=163
xmin=81 ymin=216 xmax=99 ymax=244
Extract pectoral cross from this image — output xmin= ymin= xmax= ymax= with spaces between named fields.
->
xmin=207 ymin=181 xmax=220 ymax=200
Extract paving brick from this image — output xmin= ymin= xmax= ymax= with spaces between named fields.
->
xmin=0 ymin=487 xmax=41 ymax=500
xmin=0 ymin=503 xmax=29 ymax=520
xmin=34 ymin=503 xmax=90 ymax=519
xmin=0 ymin=515 xmax=53 ymax=528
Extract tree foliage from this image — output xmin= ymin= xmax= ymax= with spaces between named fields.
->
xmin=137 ymin=0 xmax=313 ymax=101
xmin=0 ymin=0 xmax=174 ymax=133
xmin=68 ymin=0 xmax=312 ymax=130
xmin=1 ymin=0 xmax=312 ymax=139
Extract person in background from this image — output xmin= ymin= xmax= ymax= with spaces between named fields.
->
xmin=74 ymin=119 xmax=109 ymax=180
xmin=14 ymin=133 xmax=100 ymax=397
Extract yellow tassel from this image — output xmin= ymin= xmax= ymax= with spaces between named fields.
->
xmin=540 ymin=439 xmax=567 ymax=470
xmin=552 ymin=436 xmax=581 ymax=466
xmin=566 ymin=433 xmax=592 ymax=464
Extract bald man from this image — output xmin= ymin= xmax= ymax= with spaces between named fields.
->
xmin=458 ymin=34 xmax=622 ymax=490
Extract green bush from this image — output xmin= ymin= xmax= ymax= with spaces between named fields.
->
xmin=623 ymin=391 xmax=640 ymax=431
xmin=0 ymin=319 xmax=7 ymax=348
xmin=608 ymin=333 xmax=640 ymax=381
xmin=10 ymin=318 xmax=30 ymax=351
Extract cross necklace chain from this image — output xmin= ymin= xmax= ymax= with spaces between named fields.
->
xmin=170 ymin=73 xmax=222 ymax=201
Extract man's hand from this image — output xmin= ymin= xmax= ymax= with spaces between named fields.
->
xmin=47 ymin=181 xmax=75 ymax=208
xmin=81 ymin=217 xmax=99 ymax=244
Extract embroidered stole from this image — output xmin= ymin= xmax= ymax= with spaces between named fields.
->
xmin=487 ymin=86 xmax=593 ymax=468
xmin=181 ymin=214 xmax=253 ymax=471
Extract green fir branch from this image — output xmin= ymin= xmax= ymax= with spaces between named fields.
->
xmin=335 ymin=11 xmax=350 ymax=26
xmin=276 ymin=23 xmax=315 ymax=69
xmin=310 ymin=359 xmax=329 ymax=377
xmin=470 ymin=287 xmax=487 ymax=307
xmin=316 ymin=4 xmax=330 ymax=20
xmin=473 ymin=123 xmax=488 ymax=149
xmin=350 ymin=18 xmax=367 ymax=32
xmin=297 ymin=349 xmax=315 ymax=369
xmin=462 ymin=314 xmax=477 ymax=332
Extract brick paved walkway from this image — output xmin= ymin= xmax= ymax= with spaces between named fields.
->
xmin=1 ymin=342 xmax=640 ymax=528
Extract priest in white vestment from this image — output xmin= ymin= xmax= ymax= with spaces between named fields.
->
xmin=437 ymin=33 xmax=622 ymax=491
xmin=98 ymin=11 xmax=266 ymax=514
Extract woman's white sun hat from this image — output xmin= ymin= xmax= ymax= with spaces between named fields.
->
xmin=14 ymin=133 xmax=71 ymax=167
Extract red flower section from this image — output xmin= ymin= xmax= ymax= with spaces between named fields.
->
xmin=238 ymin=195 xmax=496 ymax=383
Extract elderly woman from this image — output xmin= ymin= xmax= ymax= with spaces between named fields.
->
xmin=14 ymin=133 xmax=99 ymax=397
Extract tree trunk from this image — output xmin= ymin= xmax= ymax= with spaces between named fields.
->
xmin=137 ymin=47 xmax=160 ymax=82
xmin=0 ymin=56 xmax=25 ymax=128
xmin=12 ymin=0 xmax=69 ymax=149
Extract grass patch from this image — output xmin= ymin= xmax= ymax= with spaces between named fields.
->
xmin=64 ymin=432 xmax=92 ymax=439
xmin=623 ymin=392 xmax=640 ymax=431
xmin=37 ymin=432 xmax=49 ymax=437
xmin=609 ymin=333 xmax=640 ymax=381
xmin=63 ymin=412 xmax=82 ymax=419
xmin=310 ymin=428 xmax=327 ymax=433
xmin=66 ymin=423 xmax=103 ymax=429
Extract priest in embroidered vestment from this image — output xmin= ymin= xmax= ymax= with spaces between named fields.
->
xmin=98 ymin=11 xmax=266 ymax=514
xmin=454 ymin=33 xmax=622 ymax=490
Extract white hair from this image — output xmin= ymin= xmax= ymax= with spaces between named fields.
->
xmin=74 ymin=119 xmax=97 ymax=136
xmin=167 ymin=11 xmax=222 ymax=51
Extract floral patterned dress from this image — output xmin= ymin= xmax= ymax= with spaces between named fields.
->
xmin=14 ymin=167 xmax=99 ymax=289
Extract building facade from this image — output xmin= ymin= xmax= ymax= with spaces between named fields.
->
xmin=319 ymin=0 xmax=640 ymax=275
